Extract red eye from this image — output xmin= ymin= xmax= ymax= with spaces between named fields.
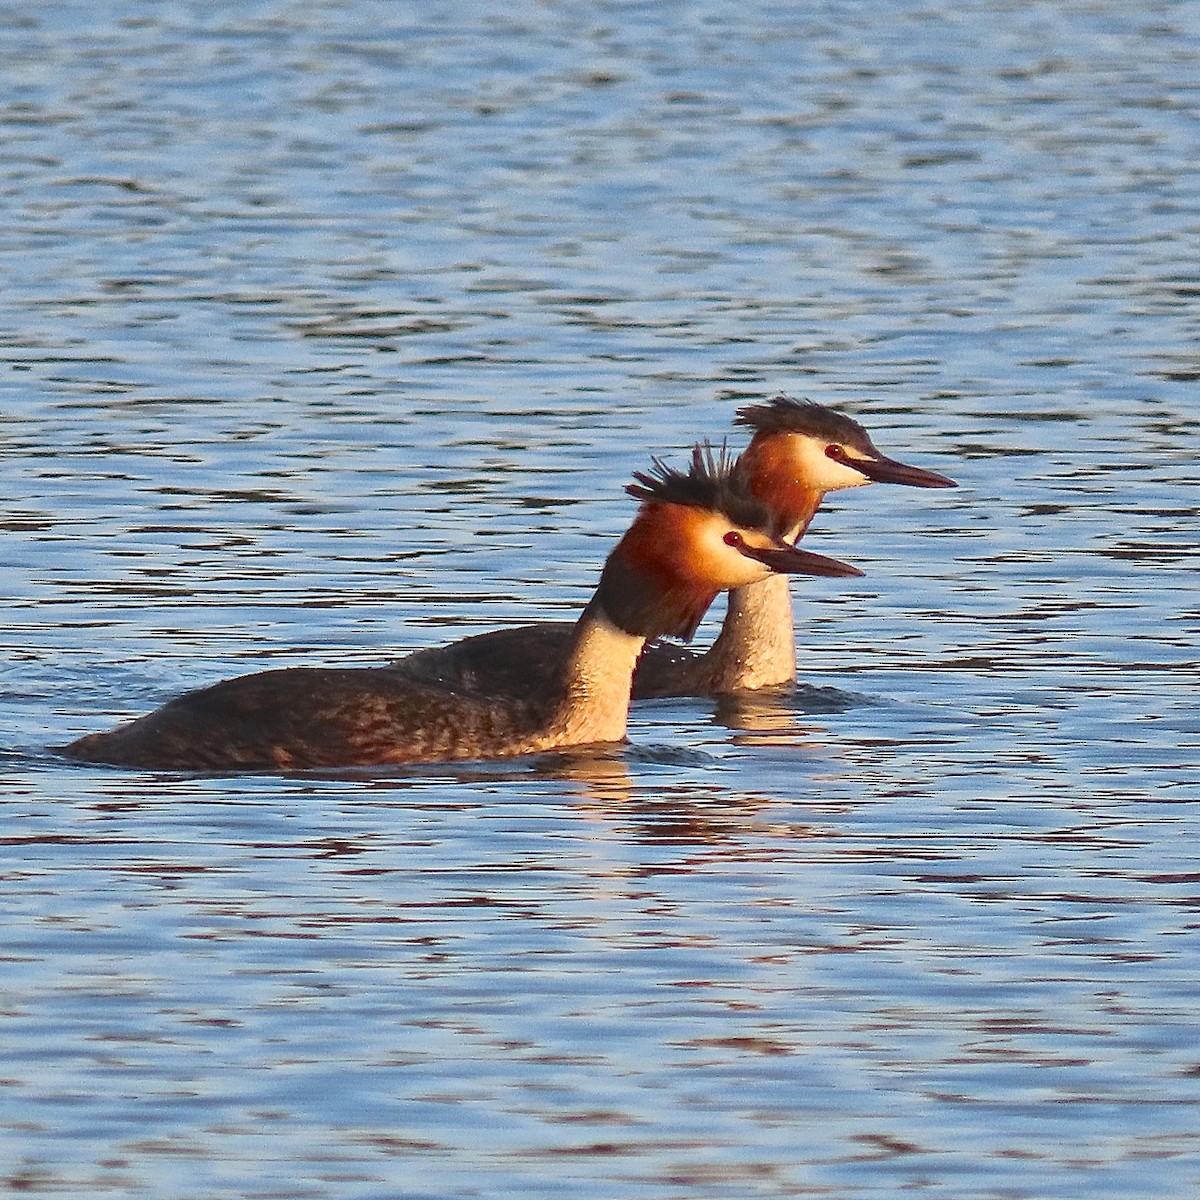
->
xmin=724 ymin=530 xmax=744 ymax=548
xmin=825 ymin=444 xmax=847 ymax=462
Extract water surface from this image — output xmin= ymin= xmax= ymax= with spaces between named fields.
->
xmin=2 ymin=2 xmax=1199 ymax=1197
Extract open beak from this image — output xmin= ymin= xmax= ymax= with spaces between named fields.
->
xmin=741 ymin=540 xmax=864 ymax=578
xmin=855 ymin=452 xmax=957 ymax=488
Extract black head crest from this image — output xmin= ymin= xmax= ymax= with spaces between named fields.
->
xmin=734 ymin=395 xmax=878 ymax=454
xmin=624 ymin=442 xmax=772 ymax=534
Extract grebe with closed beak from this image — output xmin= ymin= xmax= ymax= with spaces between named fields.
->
xmin=59 ymin=446 xmax=862 ymax=772
xmin=395 ymin=397 xmax=955 ymax=699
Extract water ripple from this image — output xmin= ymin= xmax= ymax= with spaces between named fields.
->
xmin=2 ymin=2 xmax=1199 ymax=1198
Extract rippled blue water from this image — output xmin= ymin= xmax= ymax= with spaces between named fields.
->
xmin=2 ymin=1 xmax=1199 ymax=1197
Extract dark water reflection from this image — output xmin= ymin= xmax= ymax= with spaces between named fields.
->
xmin=3 ymin=1 xmax=1200 ymax=1197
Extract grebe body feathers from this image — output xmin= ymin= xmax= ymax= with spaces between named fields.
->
xmin=60 ymin=447 xmax=860 ymax=771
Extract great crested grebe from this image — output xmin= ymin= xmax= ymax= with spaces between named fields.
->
xmin=395 ymin=397 xmax=956 ymax=698
xmin=59 ymin=446 xmax=862 ymax=772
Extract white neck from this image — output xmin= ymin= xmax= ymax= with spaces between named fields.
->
xmin=530 ymin=607 xmax=645 ymax=750
xmin=703 ymin=574 xmax=796 ymax=692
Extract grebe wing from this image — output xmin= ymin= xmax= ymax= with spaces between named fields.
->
xmin=392 ymin=621 xmax=576 ymax=698
xmin=393 ymin=620 xmax=717 ymax=701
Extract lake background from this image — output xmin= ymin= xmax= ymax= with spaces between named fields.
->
xmin=2 ymin=1 xmax=1199 ymax=1197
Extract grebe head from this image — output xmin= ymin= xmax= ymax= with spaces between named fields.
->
xmin=734 ymin=395 xmax=958 ymax=497
xmin=596 ymin=444 xmax=861 ymax=641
